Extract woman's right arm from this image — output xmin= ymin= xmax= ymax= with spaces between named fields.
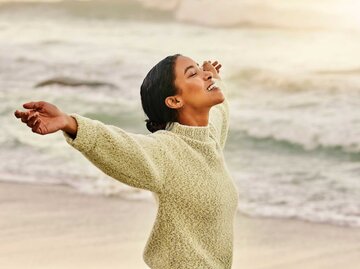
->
xmin=62 ymin=114 xmax=165 ymax=193
xmin=14 ymin=101 xmax=165 ymax=193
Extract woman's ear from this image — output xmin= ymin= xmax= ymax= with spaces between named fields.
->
xmin=165 ymin=96 xmax=183 ymax=109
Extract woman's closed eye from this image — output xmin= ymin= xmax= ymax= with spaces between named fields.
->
xmin=186 ymin=64 xmax=202 ymax=78
xmin=189 ymin=67 xmax=203 ymax=77
xmin=189 ymin=72 xmax=197 ymax=77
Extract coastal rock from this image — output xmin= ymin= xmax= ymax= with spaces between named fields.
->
xmin=34 ymin=76 xmax=117 ymax=89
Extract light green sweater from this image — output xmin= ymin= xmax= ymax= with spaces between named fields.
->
xmin=63 ymin=81 xmax=239 ymax=269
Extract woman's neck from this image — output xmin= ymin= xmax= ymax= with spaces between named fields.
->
xmin=177 ymin=108 xmax=210 ymax=127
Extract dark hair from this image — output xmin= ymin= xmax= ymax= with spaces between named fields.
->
xmin=140 ymin=54 xmax=181 ymax=133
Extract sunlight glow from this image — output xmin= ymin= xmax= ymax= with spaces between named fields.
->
xmin=335 ymin=0 xmax=360 ymax=29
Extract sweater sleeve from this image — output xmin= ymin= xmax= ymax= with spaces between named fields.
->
xmin=209 ymin=79 xmax=230 ymax=149
xmin=62 ymin=114 xmax=164 ymax=194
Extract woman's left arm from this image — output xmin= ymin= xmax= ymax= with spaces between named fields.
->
xmin=209 ymin=80 xmax=230 ymax=149
xmin=63 ymin=114 xmax=165 ymax=194
xmin=203 ymin=61 xmax=230 ymax=149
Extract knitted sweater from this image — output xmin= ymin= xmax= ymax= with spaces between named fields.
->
xmin=63 ymin=81 xmax=239 ymax=269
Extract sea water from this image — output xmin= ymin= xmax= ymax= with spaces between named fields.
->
xmin=1 ymin=0 xmax=360 ymax=227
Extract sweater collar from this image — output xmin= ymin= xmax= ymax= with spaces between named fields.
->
xmin=166 ymin=121 xmax=210 ymax=141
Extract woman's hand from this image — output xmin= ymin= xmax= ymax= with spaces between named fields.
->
xmin=202 ymin=60 xmax=222 ymax=80
xmin=14 ymin=101 xmax=77 ymax=136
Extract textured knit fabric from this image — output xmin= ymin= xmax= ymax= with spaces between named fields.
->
xmin=63 ymin=80 xmax=239 ymax=269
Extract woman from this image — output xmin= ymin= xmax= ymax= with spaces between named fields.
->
xmin=14 ymin=54 xmax=239 ymax=269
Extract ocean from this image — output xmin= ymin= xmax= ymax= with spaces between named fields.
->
xmin=1 ymin=0 xmax=360 ymax=227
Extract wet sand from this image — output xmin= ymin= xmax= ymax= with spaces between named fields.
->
xmin=0 ymin=181 xmax=359 ymax=269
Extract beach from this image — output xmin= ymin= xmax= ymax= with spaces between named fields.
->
xmin=1 ymin=181 xmax=359 ymax=269
xmin=2 ymin=0 xmax=360 ymax=229
xmin=1 ymin=1 xmax=360 ymax=268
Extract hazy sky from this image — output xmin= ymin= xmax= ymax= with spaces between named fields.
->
xmin=0 ymin=0 xmax=359 ymax=30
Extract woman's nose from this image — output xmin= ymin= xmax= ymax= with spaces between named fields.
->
xmin=203 ymin=70 xmax=213 ymax=80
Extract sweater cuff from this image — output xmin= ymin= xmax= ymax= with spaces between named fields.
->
xmin=62 ymin=114 xmax=99 ymax=153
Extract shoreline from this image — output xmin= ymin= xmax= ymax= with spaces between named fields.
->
xmin=0 ymin=181 xmax=359 ymax=269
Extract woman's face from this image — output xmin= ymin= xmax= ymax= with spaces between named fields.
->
xmin=172 ymin=55 xmax=225 ymax=111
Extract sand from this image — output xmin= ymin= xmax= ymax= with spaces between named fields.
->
xmin=0 ymin=181 xmax=359 ymax=269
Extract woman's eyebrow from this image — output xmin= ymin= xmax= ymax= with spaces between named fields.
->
xmin=184 ymin=65 xmax=195 ymax=75
xmin=184 ymin=63 xmax=200 ymax=75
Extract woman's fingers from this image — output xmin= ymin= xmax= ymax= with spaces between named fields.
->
xmin=215 ymin=64 xmax=222 ymax=73
xmin=14 ymin=110 xmax=24 ymax=119
xmin=27 ymin=111 xmax=39 ymax=120
xmin=14 ymin=110 xmax=39 ymax=129
xmin=32 ymin=118 xmax=43 ymax=134
xmin=23 ymin=101 xmax=45 ymax=111
xmin=15 ymin=102 xmax=54 ymax=135
xmin=14 ymin=110 xmax=30 ymax=123
xmin=27 ymin=112 xmax=39 ymax=128
xmin=204 ymin=60 xmax=222 ymax=73
xmin=203 ymin=60 xmax=216 ymax=70
xmin=211 ymin=61 xmax=222 ymax=73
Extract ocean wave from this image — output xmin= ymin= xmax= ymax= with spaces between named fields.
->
xmin=228 ymin=68 xmax=312 ymax=92
xmin=228 ymin=128 xmax=360 ymax=157
xmin=233 ymin=171 xmax=360 ymax=228
xmin=314 ymin=68 xmax=360 ymax=76
xmin=39 ymin=39 xmax=69 ymax=46
xmin=0 ymin=137 xmax=27 ymax=149
xmin=0 ymin=170 xmax=153 ymax=200
xmin=227 ymin=68 xmax=360 ymax=93
xmin=0 ymin=1 xmax=172 ymax=22
xmin=238 ymin=203 xmax=360 ymax=228
xmin=0 ymin=143 xmax=153 ymax=200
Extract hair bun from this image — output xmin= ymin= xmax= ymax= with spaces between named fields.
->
xmin=146 ymin=119 xmax=167 ymax=133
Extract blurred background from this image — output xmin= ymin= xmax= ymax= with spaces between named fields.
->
xmin=1 ymin=0 xmax=360 ymax=228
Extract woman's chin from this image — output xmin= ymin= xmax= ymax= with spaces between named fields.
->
xmin=213 ymin=91 xmax=225 ymax=105
xmin=210 ymin=98 xmax=225 ymax=107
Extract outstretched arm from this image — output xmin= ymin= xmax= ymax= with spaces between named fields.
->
xmin=14 ymin=102 xmax=165 ymax=193
xmin=202 ymin=61 xmax=230 ymax=149
xmin=14 ymin=101 xmax=78 ymax=138
xmin=62 ymin=114 xmax=164 ymax=193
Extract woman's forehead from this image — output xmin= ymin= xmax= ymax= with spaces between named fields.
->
xmin=175 ymin=56 xmax=198 ymax=72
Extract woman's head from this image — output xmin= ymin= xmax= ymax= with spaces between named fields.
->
xmin=140 ymin=54 xmax=180 ymax=133
xmin=140 ymin=54 xmax=225 ymax=133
